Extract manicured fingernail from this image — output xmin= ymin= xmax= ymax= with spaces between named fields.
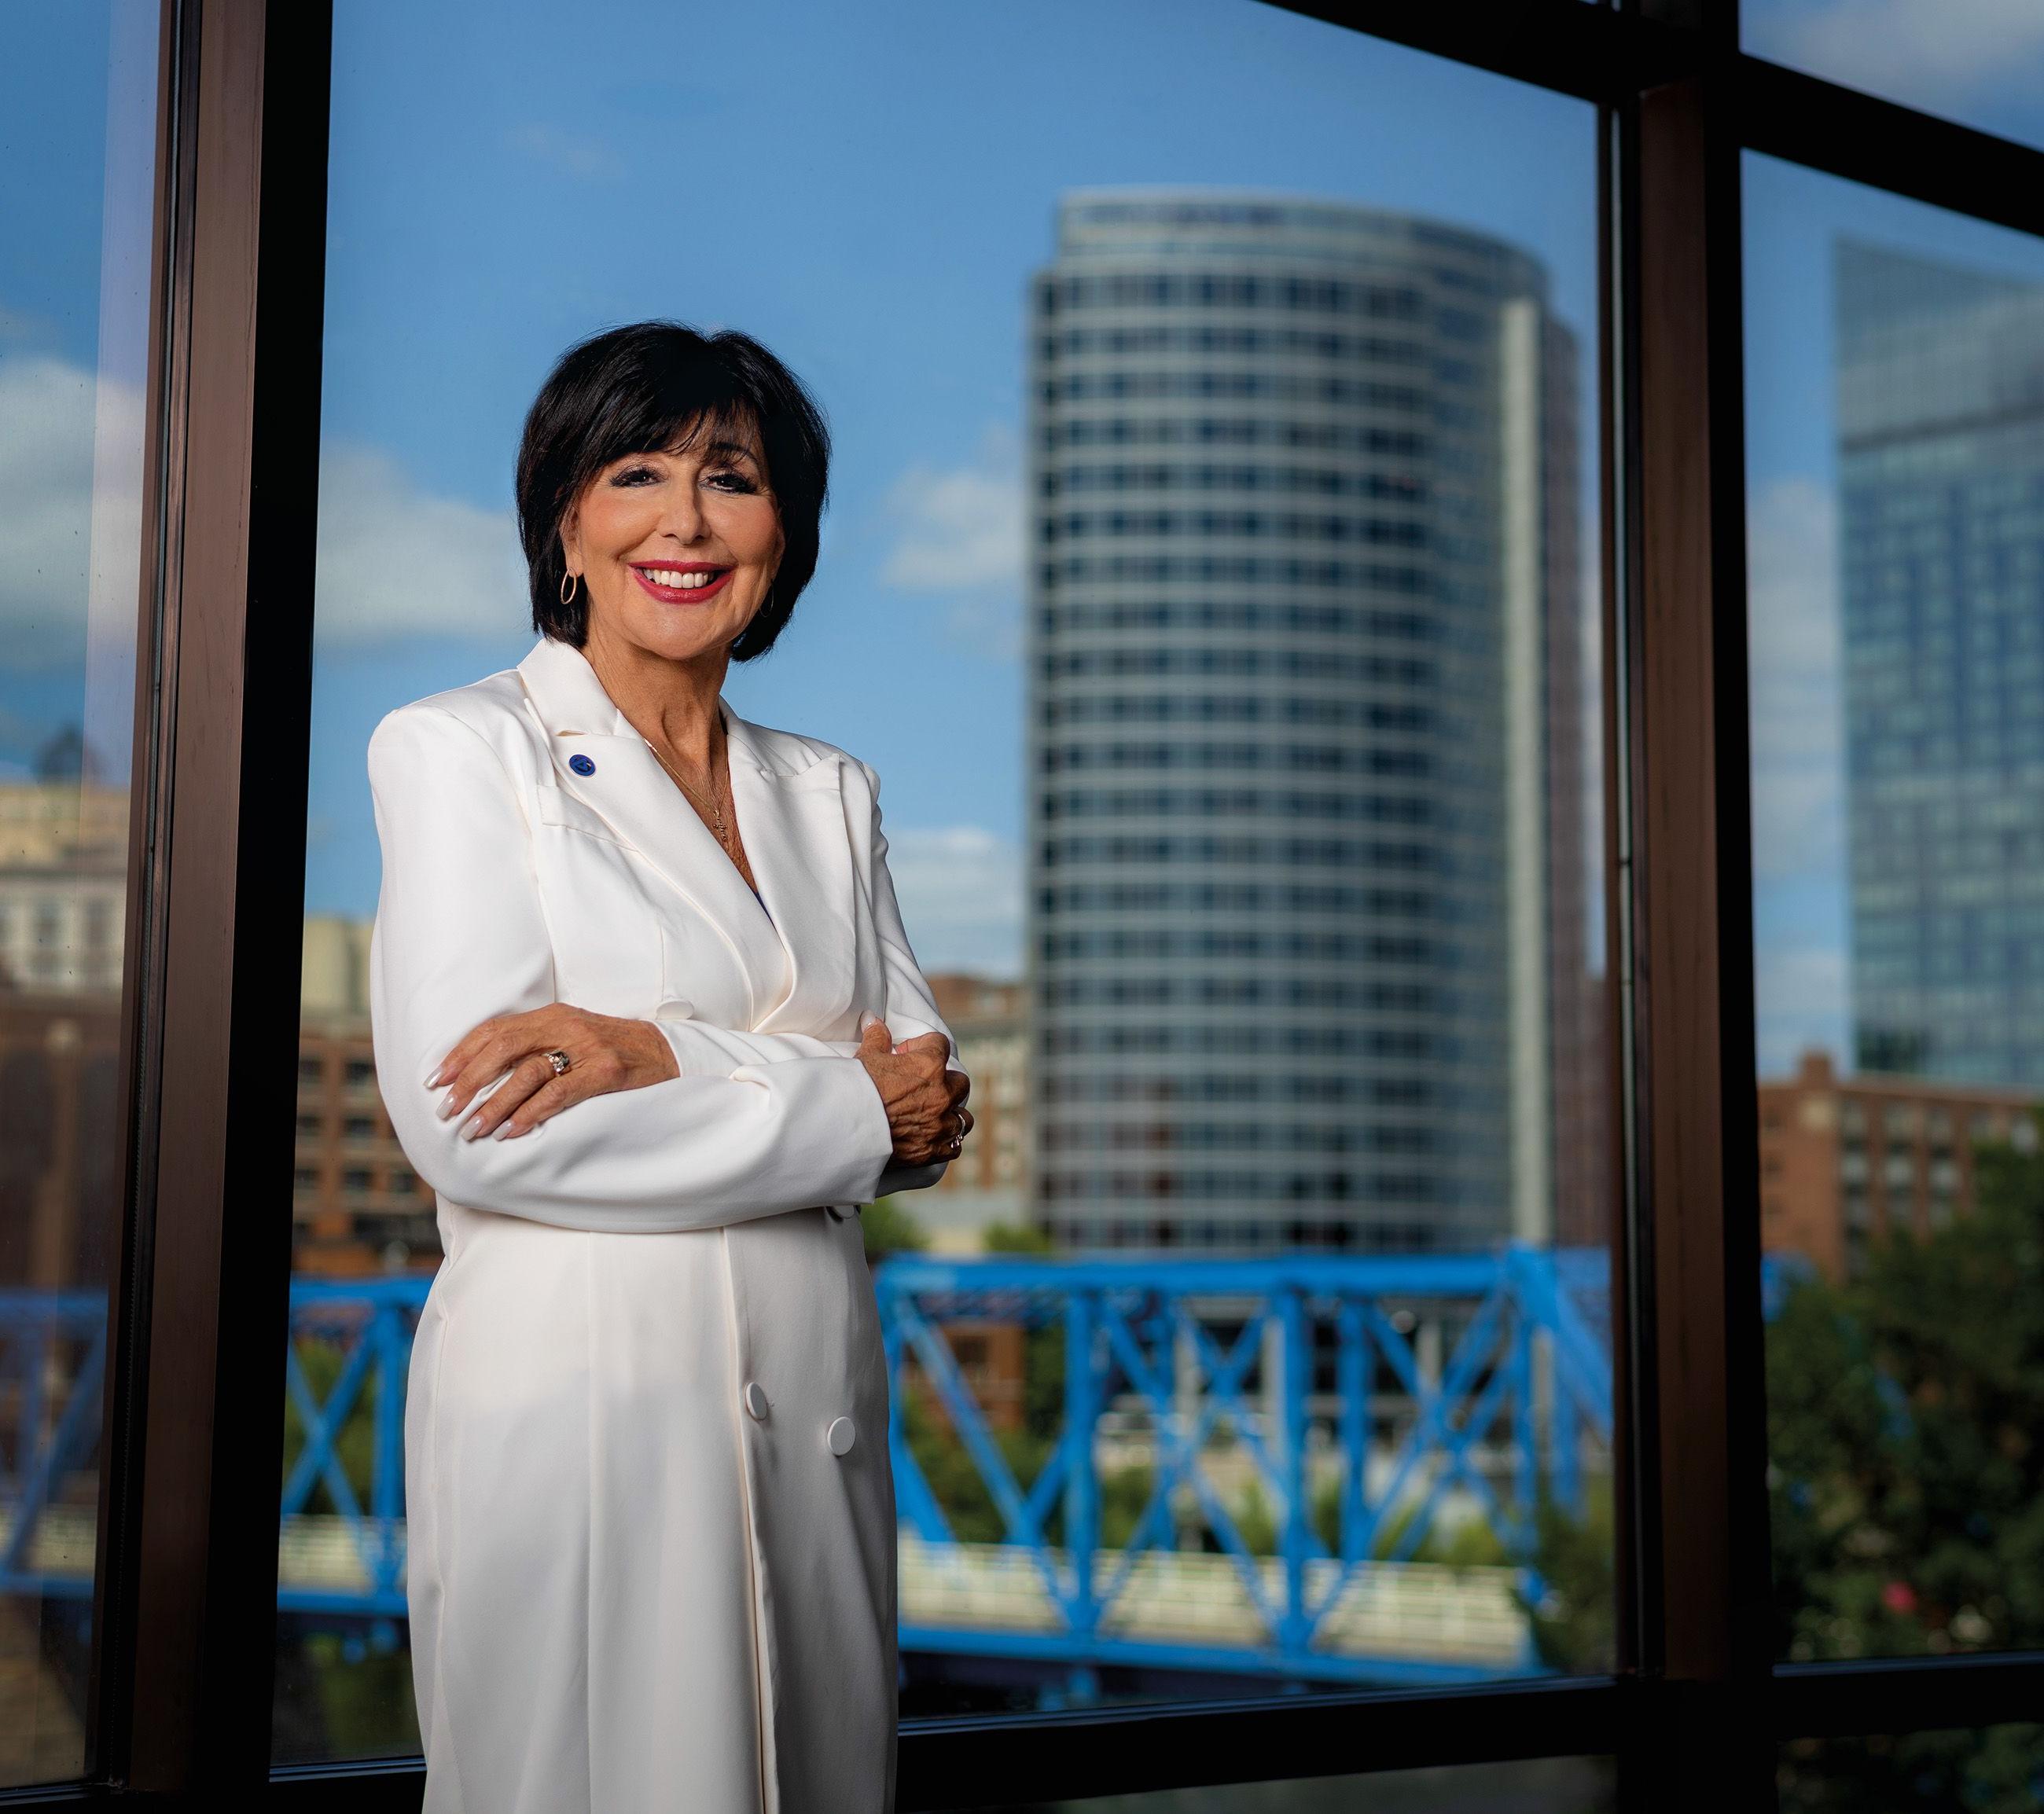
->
xmin=493 ymin=1122 xmax=517 ymax=1140
xmin=437 ymin=1091 xmax=458 ymax=1120
xmin=461 ymin=1116 xmax=484 ymax=1141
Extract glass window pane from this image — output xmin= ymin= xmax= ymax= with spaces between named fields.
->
xmin=279 ymin=0 xmax=1613 ymax=1769
xmin=1744 ymin=1 xmax=2044 ymax=155
xmin=1748 ymin=152 xmax=2044 ymax=1664
xmin=1778 ymin=1725 xmax=2044 ymax=1812
xmin=0 ymin=0 xmax=160 ymax=1786
xmin=964 ymin=1754 xmax=1616 ymax=1812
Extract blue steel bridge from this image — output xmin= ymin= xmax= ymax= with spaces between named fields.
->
xmin=0 ymin=1246 xmax=1702 ymax=1695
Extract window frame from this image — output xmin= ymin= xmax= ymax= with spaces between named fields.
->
xmin=37 ymin=0 xmax=2044 ymax=1807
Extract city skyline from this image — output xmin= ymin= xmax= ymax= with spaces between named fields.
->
xmin=1833 ymin=237 xmax=2044 ymax=1084
xmin=1024 ymin=190 xmax=1597 ymax=1252
xmin=5 ymin=0 xmax=1603 ymax=988
xmin=15 ymin=3 xmax=2044 ymax=1041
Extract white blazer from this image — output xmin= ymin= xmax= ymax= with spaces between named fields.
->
xmin=369 ymin=633 xmax=959 ymax=1814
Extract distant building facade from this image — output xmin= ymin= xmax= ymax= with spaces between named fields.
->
xmin=1836 ymin=240 xmax=2044 ymax=1085
xmin=917 ymin=973 xmax=1030 ymax=1253
xmin=0 ymin=754 xmax=127 ymax=997
xmin=0 ymin=743 xmax=131 ymax=1288
xmin=1025 ymin=189 xmax=1597 ymax=1253
xmin=0 ymin=993 xmax=121 ymax=1289
xmin=1759 ymin=1048 xmax=2038 ymax=1281
xmin=296 ymin=914 xmax=433 ymax=1274
xmin=289 ymin=930 xmax=1039 ymax=1274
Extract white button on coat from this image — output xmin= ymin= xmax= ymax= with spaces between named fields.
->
xmin=744 ymin=1381 xmax=770 ymax=1420
xmin=826 ymin=1417 xmax=857 ymax=1456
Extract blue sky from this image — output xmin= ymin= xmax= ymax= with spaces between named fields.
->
xmin=1744 ymin=0 xmax=2044 ymax=149
xmin=1743 ymin=154 xmax=2044 ymax=1072
xmin=13 ymin=0 xmax=2044 ymax=1059
xmin=294 ymin=0 xmax=1599 ymax=980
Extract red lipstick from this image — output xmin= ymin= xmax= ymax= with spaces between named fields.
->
xmin=630 ymin=564 xmax=734 ymax=604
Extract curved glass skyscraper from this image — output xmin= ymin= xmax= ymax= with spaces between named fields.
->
xmin=1027 ymin=190 xmax=1591 ymax=1253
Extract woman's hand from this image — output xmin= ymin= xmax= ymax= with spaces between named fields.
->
xmin=855 ymin=1019 xmax=972 ymax=1166
xmin=427 ymin=1005 xmax=682 ymax=1142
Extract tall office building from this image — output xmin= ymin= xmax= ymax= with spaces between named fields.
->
xmin=1836 ymin=240 xmax=2044 ymax=1085
xmin=1026 ymin=190 xmax=1594 ymax=1252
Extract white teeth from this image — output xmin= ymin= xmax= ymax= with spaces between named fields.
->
xmin=642 ymin=567 xmax=722 ymax=588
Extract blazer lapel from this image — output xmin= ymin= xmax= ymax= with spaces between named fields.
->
xmin=722 ymin=713 xmax=859 ymax=1038
xmin=515 ymin=636 xmax=856 ymax=1036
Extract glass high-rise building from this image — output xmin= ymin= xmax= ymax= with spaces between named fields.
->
xmin=1836 ymin=240 xmax=2044 ymax=1085
xmin=1026 ymin=190 xmax=1593 ymax=1252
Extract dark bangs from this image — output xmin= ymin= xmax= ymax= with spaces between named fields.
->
xmin=516 ymin=321 xmax=831 ymax=660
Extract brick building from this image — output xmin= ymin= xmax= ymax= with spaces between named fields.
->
xmin=292 ymin=935 xmax=1042 ymax=1272
xmin=918 ymin=974 xmax=1031 ymax=1253
xmin=0 ymin=755 xmax=134 ymax=1290
xmin=1759 ymin=1048 xmax=2038 ymax=1281
xmin=295 ymin=916 xmax=434 ymax=1274
xmin=0 ymin=760 xmax=128 ymax=999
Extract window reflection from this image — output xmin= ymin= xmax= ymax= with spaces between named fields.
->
xmin=0 ymin=0 xmax=160 ymax=1784
xmin=1749 ymin=154 xmax=2044 ymax=1666
xmin=280 ymin=0 xmax=1609 ymax=1759
xmin=1778 ymin=1725 xmax=2044 ymax=1814
xmin=967 ymin=1754 xmax=1616 ymax=1813
xmin=1744 ymin=0 xmax=2044 ymax=158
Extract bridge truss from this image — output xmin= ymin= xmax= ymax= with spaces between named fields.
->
xmin=0 ymin=1246 xmax=1628 ymax=1693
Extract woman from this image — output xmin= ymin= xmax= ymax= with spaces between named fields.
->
xmin=368 ymin=321 xmax=972 ymax=1814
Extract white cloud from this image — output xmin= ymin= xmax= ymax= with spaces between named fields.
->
xmin=1752 ymin=0 xmax=2044 ymax=112
xmin=880 ymin=421 xmax=1024 ymax=660
xmin=1 ymin=353 xmax=527 ymax=658
xmin=1747 ymin=475 xmax=1844 ymax=887
xmin=507 ymin=122 xmax=623 ymax=183
xmin=1755 ymin=942 xmax=1850 ymax=1080
xmin=0 ymin=352 xmax=123 ymax=670
xmin=881 ymin=422 xmax=1023 ymax=590
xmin=883 ymin=824 xmax=1023 ymax=980
xmin=314 ymin=442 xmax=529 ymax=646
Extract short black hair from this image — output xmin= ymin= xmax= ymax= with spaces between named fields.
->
xmin=515 ymin=321 xmax=830 ymax=660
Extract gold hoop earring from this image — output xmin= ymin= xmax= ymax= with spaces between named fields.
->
xmin=560 ymin=570 xmax=579 ymax=607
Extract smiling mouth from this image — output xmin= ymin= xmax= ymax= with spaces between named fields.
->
xmin=631 ymin=564 xmax=734 ymax=602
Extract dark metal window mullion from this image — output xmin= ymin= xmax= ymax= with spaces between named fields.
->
xmin=84 ymin=0 xmax=195 ymax=1786
xmin=1614 ymin=3 xmax=1777 ymax=1808
xmin=94 ymin=0 xmax=335 ymax=1798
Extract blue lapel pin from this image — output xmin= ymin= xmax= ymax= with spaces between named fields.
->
xmin=568 ymin=753 xmax=596 ymax=776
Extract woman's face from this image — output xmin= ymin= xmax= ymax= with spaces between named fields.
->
xmin=561 ymin=416 xmax=785 ymax=666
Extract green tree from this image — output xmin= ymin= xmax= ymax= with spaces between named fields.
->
xmin=1099 ymin=1463 xmax=1156 ymax=1550
xmin=968 ymin=1223 xmax=1067 ymax=1441
xmin=281 ymin=1337 xmax=377 ymax=1512
xmin=982 ymin=1221 xmax=1053 ymax=1254
xmin=899 ymin=1385 xmax=1055 ymax=1545
xmin=1777 ymin=1728 xmax=2044 ymax=1814
xmin=860 ymin=1194 xmax=928 ymax=1262
xmin=1518 ymin=1482 xmax=1616 ymax=1674
xmin=1769 ymin=1118 xmax=2044 ymax=1663
xmin=1767 ymin=1112 xmax=2044 ymax=1808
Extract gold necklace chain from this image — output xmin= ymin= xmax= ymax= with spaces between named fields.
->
xmin=644 ymin=733 xmax=731 ymax=850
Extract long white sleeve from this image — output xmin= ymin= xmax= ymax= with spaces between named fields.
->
xmin=855 ymin=757 xmax=967 ymax=1195
xmin=366 ymin=703 xmax=896 ymax=1233
xmin=642 ymin=756 xmax=969 ymax=1198
xmin=649 ymin=1015 xmax=856 ymax=1071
